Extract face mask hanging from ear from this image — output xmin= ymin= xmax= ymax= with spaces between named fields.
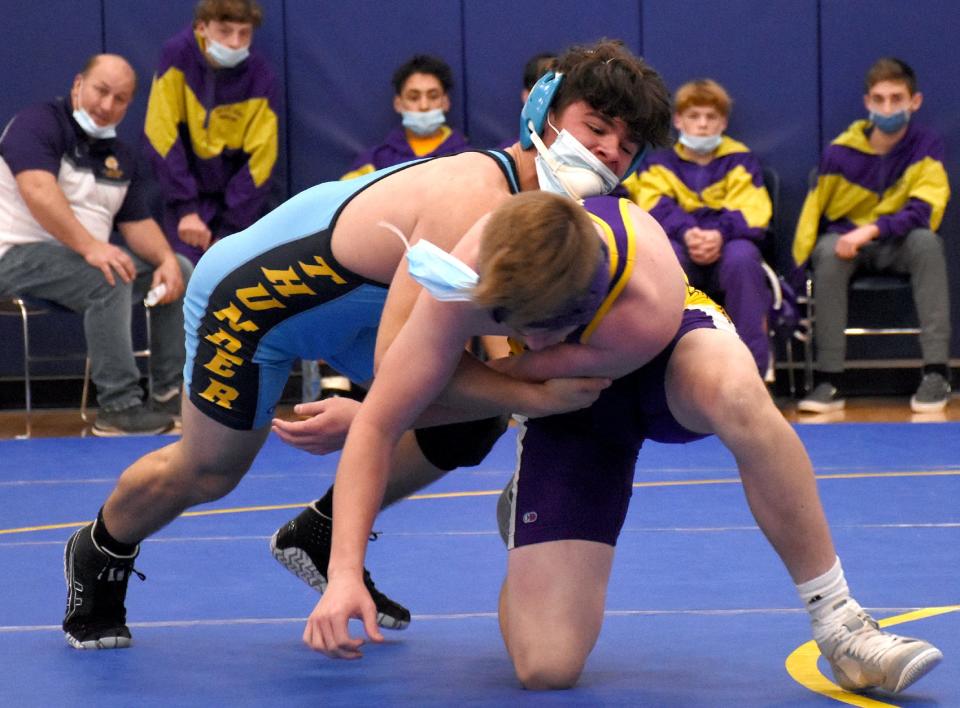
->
xmin=527 ymin=119 xmax=620 ymax=200
xmin=379 ymin=222 xmax=478 ymax=302
xmin=71 ymin=80 xmax=118 ymax=140
xmin=678 ymin=131 xmax=722 ymax=154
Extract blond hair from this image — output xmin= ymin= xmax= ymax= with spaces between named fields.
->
xmin=674 ymin=78 xmax=732 ymax=117
xmin=472 ymin=192 xmax=601 ymax=328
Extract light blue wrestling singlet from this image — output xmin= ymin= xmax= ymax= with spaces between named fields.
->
xmin=183 ymin=150 xmax=520 ymax=430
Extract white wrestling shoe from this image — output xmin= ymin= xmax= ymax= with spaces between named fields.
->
xmin=814 ymin=599 xmax=942 ymax=694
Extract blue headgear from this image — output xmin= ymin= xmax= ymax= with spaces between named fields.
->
xmin=518 ymin=70 xmax=647 ymax=178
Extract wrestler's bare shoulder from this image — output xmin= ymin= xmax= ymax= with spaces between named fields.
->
xmin=333 ymin=153 xmax=514 ymax=282
xmin=588 ymin=205 xmax=687 ymax=368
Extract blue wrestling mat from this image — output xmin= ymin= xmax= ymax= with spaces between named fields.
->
xmin=1 ymin=423 xmax=957 ymax=706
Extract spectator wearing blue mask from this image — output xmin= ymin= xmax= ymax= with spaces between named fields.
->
xmin=144 ymin=0 xmax=280 ymax=266
xmin=794 ymin=58 xmax=951 ymax=414
xmin=624 ymin=79 xmax=773 ymax=378
xmin=319 ymin=55 xmax=470 ymax=397
xmin=342 ymin=55 xmax=469 ymax=180
xmin=0 ymin=55 xmax=192 ymax=435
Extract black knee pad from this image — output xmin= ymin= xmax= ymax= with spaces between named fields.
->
xmin=414 ymin=415 xmax=510 ymax=471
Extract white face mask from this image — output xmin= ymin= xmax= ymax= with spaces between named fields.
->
xmin=678 ymin=131 xmax=722 ymax=154
xmin=72 ymin=80 xmax=117 ymax=139
xmin=402 ymin=108 xmax=446 ymax=137
xmin=206 ymin=39 xmax=250 ymax=68
xmin=528 ymin=119 xmax=619 ymax=200
xmin=379 ymin=222 xmax=478 ymax=302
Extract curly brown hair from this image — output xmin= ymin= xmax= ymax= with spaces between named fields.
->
xmin=552 ymin=39 xmax=672 ymax=149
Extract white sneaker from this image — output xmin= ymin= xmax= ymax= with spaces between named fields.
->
xmin=814 ymin=599 xmax=942 ymax=694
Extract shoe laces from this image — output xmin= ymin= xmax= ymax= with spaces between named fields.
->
xmin=95 ymin=553 xmax=146 ymax=583
xmin=830 ymin=613 xmax=903 ymax=666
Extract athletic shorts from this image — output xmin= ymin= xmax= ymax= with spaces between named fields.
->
xmin=503 ymin=305 xmax=731 ymax=549
xmin=183 ymin=169 xmax=405 ymax=430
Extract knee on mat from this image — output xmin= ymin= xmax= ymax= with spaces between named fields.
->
xmin=513 ymin=653 xmax=585 ymax=691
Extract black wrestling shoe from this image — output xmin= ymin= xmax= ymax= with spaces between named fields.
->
xmin=62 ymin=523 xmax=144 ymax=649
xmin=270 ymin=505 xmax=410 ymax=630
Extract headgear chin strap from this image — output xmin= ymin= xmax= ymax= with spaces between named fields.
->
xmin=517 ymin=69 xmax=649 ymax=178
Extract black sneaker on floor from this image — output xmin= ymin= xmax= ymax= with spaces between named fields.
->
xmin=910 ymin=372 xmax=951 ymax=413
xmin=93 ymin=403 xmax=174 ymax=436
xmin=63 ymin=523 xmax=144 ymax=650
xmin=797 ymin=382 xmax=846 ymax=414
xmin=270 ymin=505 xmax=411 ymax=630
xmin=149 ymin=388 xmax=182 ymax=418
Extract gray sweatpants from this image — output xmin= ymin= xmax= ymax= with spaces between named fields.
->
xmin=810 ymin=228 xmax=951 ymax=372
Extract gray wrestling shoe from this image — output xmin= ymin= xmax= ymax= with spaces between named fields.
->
xmin=814 ymin=599 xmax=942 ymax=694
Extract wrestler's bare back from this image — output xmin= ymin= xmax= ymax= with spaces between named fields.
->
xmin=329 ymin=152 xmax=518 ymax=285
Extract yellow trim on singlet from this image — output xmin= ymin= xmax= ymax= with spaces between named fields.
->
xmin=579 ymin=199 xmax=637 ymax=343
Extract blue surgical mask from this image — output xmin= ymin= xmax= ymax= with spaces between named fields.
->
xmin=206 ymin=39 xmax=250 ymax=68
xmin=72 ymin=80 xmax=118 ymax=139
xmin=869 ymin=110 xmax=910 ymax=135
xmin=379 ymin=222 xmax=478 ymax=302
xmin=678 ymin=131 xmax=722 ymax=154
xmin=528 ymin=119 xmax=620 ymax=200
xmin=72 ymin=107 xmax=117 ymax=140
xmin=402 ymin=109 xmax=446 ymax=137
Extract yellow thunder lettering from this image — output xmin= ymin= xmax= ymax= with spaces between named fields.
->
xmin=236 ymin=282 xmax=285 ymax=310
xmin=300 ymin=256 xmax=347 ymax=285
xmin=204 ymin=348 xmax=243 ymax=378
xmin=199 ymin=380 xmax=240 ymax=409
xmin=204 ymin=328 xmax=242 ymax=353
xmin=213 ymin=303 xmax=259 ymax=332
xmin=262 ymin=266 xmax=317 ymax=297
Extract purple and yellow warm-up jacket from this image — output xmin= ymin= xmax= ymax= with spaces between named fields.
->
xmin=624 ymin=136 xmax=771 ymax=245
xmin=792 ymin=119 xmax=950 ymax=267
xmin=144 ymin=26 xmax=280 ymax=235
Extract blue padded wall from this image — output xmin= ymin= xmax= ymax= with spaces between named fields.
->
xmin=462 ymin=0 xmax=642 ymax=149
xmin=284 ymin=0 xmax=464 ymax=191
xmin=0 ymin=0 xmax=102 ymax=126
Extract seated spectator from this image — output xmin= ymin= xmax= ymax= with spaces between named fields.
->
xmin=318 ymin=55 xmax=469 ymax=396
xmin=341 ymin=54 xmax=468 ymax=180
xmin=0 ymin=55 xmax=192 ymax=435
xmin=144 ymin=0 xmax=280 ymax=265
xmin=497 ymin=52 xmax=557 ymax=149
xmin=520 ymin=52 xmax=557 ymax=104
xmin=795 ymin=57 xmax=951 ymax=414
xmin=624 ymin=79 xmax=773 ymax=377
